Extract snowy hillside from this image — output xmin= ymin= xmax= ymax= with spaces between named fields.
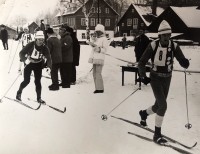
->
xmin=0 ymin=40 xmax=200 ymax=154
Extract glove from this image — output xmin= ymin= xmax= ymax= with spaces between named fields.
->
xmin=24 ymin=59 xmax=31 ymax=66
xmin=180 ymin=58 xmax=189 ymax=69
xmin=46 ymin=68 xmax=51 ymax=76
xmin=141 ymin=76 xmax=151 ymax=85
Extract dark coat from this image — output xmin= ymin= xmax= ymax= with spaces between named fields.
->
xmin=0 ymin=29 xmax=8 ymax=41
xmin=15 ymin=31 xmax=24 ymax=41
xmin=47 ymin=36 xmax=62 ymax=64
xmin=71 ymin=32 xmax=80 ymax=66
xmin=60 ymin=32 xmax=73 ymax=63
xmin=134 ymin=34 xmax=150 ymax=58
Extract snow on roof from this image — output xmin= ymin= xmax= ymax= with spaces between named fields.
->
xmin=133 ymin=4 xmax=164 ymax=26
xmin=171 ymin=6 xmax=200 ymax=28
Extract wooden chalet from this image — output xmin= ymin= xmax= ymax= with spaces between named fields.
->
xmin=148 ymin=6 xmax=200 ymax=42
xmin=54 ymin=0 xmax=119 ymax=40
xmin=28 ymin=22 xmax=39 ymax=34
xmin=115 ymin=4 xmax=164 ymax=37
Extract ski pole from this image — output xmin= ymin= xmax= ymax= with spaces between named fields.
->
xmin=8 ymin=39 xmax=14 ymax=62
xmin=76 ymin=67 xmax=93 ymax=84
xmin=101 ymin=86 xmax=141 ymax=121
xmin=0 ymin=73 xmax=21 ymax=103
xmin=184 ymin=69 xmax=192 ymax=129
xmin=8 ymin=41 xmax=20 ymax=73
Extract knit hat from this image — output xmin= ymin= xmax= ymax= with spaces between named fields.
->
xmin=95 ymin=24 xmax=105 ymax=33
xmin=61 ymin=24 xmax=72 ymax=33
xmin=35 ymin=31 xmax=44 ymax=39
xmin=158 ymin=20 xmax=171 ymax=35
xmin=46 ymin=28 xmax=54 ymax=34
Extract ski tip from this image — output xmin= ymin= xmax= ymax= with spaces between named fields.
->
xmin=63 ymin=107 xmax=66 ymax=113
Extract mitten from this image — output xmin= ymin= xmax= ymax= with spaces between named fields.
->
xmin=180 ymin=58 xmax=189 ymax=69
xmin=141 ymin=76 xmax=151 ymax=85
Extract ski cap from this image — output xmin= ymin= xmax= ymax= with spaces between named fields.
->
xmin=158 ymin=20 xmax=171 ymax=35
xmin=35 ymin=31 xmax=44 ymax=39
xmin=95 ymin=24 xmax=105 ymax=33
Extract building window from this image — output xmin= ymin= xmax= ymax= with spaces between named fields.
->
xmin=127 ymin=19 xmax=132 ymax=26
xmin=91 ymin=18 xmax=95 ymax=26
xmin=96 ymin=18 xmax=101 ymax=24
xmin=133 ymin=18 xmax=138 ymax=29
xmin=105 ymin=19 xmax=110 ymax=26
xmin=105 ymin=8 xmax=109 ymax=13
xmin=81 ymin=18 xmax=86 ymax=26
xmin=122 ymin=23 xmax=124 ymax=26
xmin=141 ymin=23 xmax=144 ymax=27
xmin=91 ymin=7 xmax=95 ymax=13
xmin=82 ymin=33 xmax=86 ymax=39
xmin=97 ymin=7 xmax=101 ymax=13
xmin=132 ymin=9 xmax=134 ymax=13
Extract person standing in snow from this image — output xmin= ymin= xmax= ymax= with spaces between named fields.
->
xmin=88 ymin=24 xmax=109 ymax=93
xmin=122 ymin=34 xmax=126 ymax=49
xmin=0 ymin=25 xmax=9 ymax=50
xmin=44 ymin=24 xmax=50 ymax=45
xmin=16 ymin=31 xmax=52 ymax=104
xmin=68 ymin=27 xmax=80 ymax=85
xmin=17 ymin=26 xmax=34 ymax=73
xmin=138 ymin=20 xmax=190 ymax=144
xmin=46 ymin=28 xmax=62 ymax=91
xmin=134 ymin=29 xmax=150 ymax=82
xmin=59 ymin=24 xmax=73 ymax=88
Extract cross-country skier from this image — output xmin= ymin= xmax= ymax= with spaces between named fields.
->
xmin=16 ymin=31 xmax=52 ymax=104
xmin=0 ymin=25 xmax=8 ymax=50
xmin=18 ymin=26 xmax=34 ymax=73
xmin=138 ymin=20 xmax=190 ymax=145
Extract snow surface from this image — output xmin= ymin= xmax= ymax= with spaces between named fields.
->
xmin=0 ymin=40 xmax=200 ymax=154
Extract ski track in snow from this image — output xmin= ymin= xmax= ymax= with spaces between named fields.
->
xmin=0 ymin=40 xmax=200 ymax=154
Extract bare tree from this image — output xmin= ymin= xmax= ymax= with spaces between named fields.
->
xmin=10 ymin=15 xmax=28 ymax=27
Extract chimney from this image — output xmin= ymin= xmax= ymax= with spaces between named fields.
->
xmin=152 ymin=0 xmax=157 ymax=16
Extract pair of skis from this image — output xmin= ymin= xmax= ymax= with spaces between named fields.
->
xmin=111 ymin=116 xmax=197 ymax=153
xmin=4 ymin=97 xmax=66 ymax=113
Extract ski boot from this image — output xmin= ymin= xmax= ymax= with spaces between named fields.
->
xmin=37 ymin=98 xmax=46 ymax=105
xmin=16 ymin=93 xmax=22 ymax=101
xmin=139 ymin=110 xmax=148 ymax=127
xmin=153 ymin=134 xmax=168 ymax=145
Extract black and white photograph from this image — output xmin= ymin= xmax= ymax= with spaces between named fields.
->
xmin=0 ymin=0 xmax=200 ymax=153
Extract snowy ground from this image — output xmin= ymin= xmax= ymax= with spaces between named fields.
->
xmin=0 ymin=40 xmax=200 ymax=154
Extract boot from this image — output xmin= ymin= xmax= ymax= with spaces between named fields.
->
xmin=153 ymin=127 xmax=167 ymax=145
xmin=139 ymin=110 xmax=148 ymax=127
xmin=16 ymin=92 xmax=22 ymax=101
xmin=94 ymin=90 xmax=104 ymax=93
xmin=49 ymin=85 xmax=59 ymax=91
xmin=37 ymin=98 xmax=46 ymax=104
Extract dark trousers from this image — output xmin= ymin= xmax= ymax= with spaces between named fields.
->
xmin=2 ymin=40 xmax=8 ymax=50
xmin=17 ymin=62 xmax=43 ymax=100
xmin=150 ymin=72 xmax=172 ymax=116
xmin=51 ymin=63 xmax=60 ymax=86
xmin=60 ymin=62 xmax=72 ymax=87
xmin=71 ymin=63 xmax=76 ymax=83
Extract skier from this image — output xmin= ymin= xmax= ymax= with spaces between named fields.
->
xmin=16 ymin=31 xmax=52 ymax=104
xmin=15 ymin=27 xmax=24 ymax=41
xmin=138 ymin=20 xmax=190 ymax=144
xmin=88 ymin=24 xmax=109 ymax=93
xmin=122 ymin=34 xmax=126 ymax=49
xmin=17 ymin=26 xmax=34 ymax=73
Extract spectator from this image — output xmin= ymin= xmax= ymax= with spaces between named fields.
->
xmin=46 ymin=28 xmax=62 ymax=91
xmin=122 ymin=34 xmax=126 ymax=49
xmin=88 ymin=24 xmax=109 ymax=93
xmin=0 ymin=25 xmax=8 ymax=50
xmin=59 ymin=24 xmax=73 ymax=88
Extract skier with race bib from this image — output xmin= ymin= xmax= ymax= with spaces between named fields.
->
xmin=138 ymin=20 xmax=190 ymax=145
xmin=16 ymin=31 xmax=52 ymax=104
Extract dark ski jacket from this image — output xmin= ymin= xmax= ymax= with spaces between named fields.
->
xmin=60 ymin=32 xmax=73 ymax=63
xmin=47 ymin=35 xmax=62 ymax=64
xmin=0 ymin=29 xmax=8 ymax=41
xmin=15 ymin=31 xmax=25 ymax=41
xmin=70 ymin=32 xmax=80 ymax=66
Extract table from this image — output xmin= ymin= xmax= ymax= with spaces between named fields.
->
xmin=120 ymin=65 xmax=151 ymax=87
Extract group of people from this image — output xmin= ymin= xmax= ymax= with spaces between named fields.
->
xmin=15 ymin=21 xmax=80 ymax=104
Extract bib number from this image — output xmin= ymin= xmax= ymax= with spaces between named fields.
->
xmin=30 ymin=50 xmax=43 ymax=59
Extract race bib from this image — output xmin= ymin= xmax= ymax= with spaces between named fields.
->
xmin=30 ymin=48 xmax=43 ymax=59
xmin=153 ymin=46 xmax=167 ymax=66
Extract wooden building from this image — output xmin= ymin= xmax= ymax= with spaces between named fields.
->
xmin=54 ymin=0 xmax=119 ymax=40
xmin=115 ymin=4 xmax=164 ymax=37
xmin=0 ymin=24 xmax=17 ymax=39
xmin=148 ymin=6 xmax=200 ymax=42
xmin=28 ymin=22 xmax=39 ymax=34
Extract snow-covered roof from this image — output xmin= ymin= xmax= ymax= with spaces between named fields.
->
xmin=170 ymin=6 xmax=200 ymax=28
xmin=133 ymin=4 xmax=164 ymax=26
xmin=145 ymin=33 xmax=183 ymax=38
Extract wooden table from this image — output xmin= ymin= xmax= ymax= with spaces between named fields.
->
xmin=120 ymin=65 xmax=151 ymax=87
